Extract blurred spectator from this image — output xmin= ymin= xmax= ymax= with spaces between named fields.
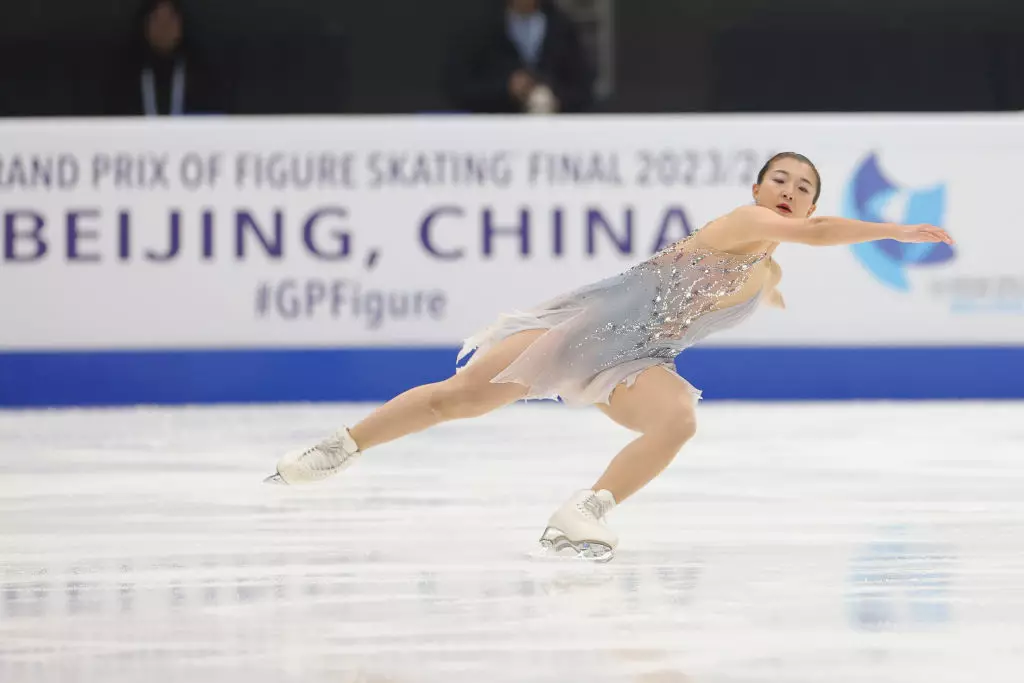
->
xmin=444 ymin=0 xmax=595 ymax=114
xmin=105 ymin=0 xmax=223 ymax=116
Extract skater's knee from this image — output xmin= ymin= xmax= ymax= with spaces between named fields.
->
xmin=648 ymin=404 xmax=697 ymax=447
xmin=428 ymin=378 xmax=494 ymax=420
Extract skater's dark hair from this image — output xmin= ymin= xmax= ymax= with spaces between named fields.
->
xmin=757 ymin=152 xmax=821 ymax=203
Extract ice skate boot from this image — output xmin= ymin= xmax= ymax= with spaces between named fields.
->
xmin=538 ymin=489 xmax=618 ymax=562
xmin=264 ymin=427 xmax=361 ymax=485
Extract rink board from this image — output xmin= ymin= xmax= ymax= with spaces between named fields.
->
xmin=1 ymin=114 xmax=1022 ymax=405
xmin=1 ymin=346 xmax=1020 ymax=406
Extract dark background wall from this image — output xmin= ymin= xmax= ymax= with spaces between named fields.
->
xmin=2 ymin=0 xmax=1023 ymax=116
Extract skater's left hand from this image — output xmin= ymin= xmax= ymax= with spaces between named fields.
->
xmin=766 ymin=288 xmax=786 ymax=309
xmin=897 ymin=224 xmax=955 ymax=245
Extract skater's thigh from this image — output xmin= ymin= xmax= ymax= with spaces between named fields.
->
xmin=430 ymin=329 xmax=545 ymax=417
xmin=598 ymin=365 xmax=697 ymax=434
xmin=452 ymin=328 xmax=546 ymax=392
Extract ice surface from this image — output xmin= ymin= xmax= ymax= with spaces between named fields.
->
xmin=2 ymin=401 xmax=1023 ymax=683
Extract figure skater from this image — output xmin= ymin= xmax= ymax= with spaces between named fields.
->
xmin=265 ymin=152 xmax=953 ymax=561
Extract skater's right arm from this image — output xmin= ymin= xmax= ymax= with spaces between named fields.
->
xmin=713 ymin=205 xmax=954 ymax=248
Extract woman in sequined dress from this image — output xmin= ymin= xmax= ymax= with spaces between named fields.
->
xmin=269 ymin=152 xmax=953 ymax=561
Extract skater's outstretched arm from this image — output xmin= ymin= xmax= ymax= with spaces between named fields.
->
xmin=709 ymin=205 xmax=954 ymax=249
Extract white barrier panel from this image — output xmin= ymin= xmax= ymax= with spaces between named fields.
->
xmin=1 ymin=114 xmax=1022 ymax=351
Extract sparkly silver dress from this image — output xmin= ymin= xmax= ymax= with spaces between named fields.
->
xmin=456 ymin=234 xmax=771 ymax=406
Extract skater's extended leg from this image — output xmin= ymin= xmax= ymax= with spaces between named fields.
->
xmin=349 ymin=328 xmax=546 ymax=450
xmin=593 ymin=365 xmax=698 ymax=503
xmin=270 ymin=329 xmax=545 ymax=484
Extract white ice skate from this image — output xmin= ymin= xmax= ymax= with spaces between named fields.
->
xmin=538 ymin=489 xmax=618 ymax=562
xmin=264 ymin=427 xmax=361 ymax=485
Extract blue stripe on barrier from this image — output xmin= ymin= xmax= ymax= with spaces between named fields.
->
xmin=0 ymin=346 xmax=1020 ymax=407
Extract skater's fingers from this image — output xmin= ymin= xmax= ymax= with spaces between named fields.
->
xmin=913 ymin=225 xmax=954 ymax=245
xmin=924 ymin=227 xmax=954 ymax=245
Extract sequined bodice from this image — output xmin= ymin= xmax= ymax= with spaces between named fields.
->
xmin=629 ymin=235 xmax=769 ymax=346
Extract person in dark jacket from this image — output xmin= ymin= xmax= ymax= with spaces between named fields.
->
xmin=444 ymin=0 xmax=595 ymax=114
xmin=105 ymin=0 xmax=223 ymax=116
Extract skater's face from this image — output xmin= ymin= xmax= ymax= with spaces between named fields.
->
xmin=752 ymin=157 xmax=818 ymax=219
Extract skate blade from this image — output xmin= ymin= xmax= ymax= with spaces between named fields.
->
xmin=534 ymin=527 xmax=615 ymax=563
xmin=263 ymin=472 xmax=288 ymax=485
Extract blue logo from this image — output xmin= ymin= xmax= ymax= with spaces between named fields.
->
xmin=844 ymin=153 xmax=953 ymax=291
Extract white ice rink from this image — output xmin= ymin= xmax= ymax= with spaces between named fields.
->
xmin=2 ymin=400 xmax=1023 ymax=683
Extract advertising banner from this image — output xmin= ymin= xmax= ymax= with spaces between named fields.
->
xmin=1 ymin=115 xmax=1021 ymax=404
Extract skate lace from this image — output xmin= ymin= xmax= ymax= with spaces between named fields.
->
xmin=581 ymin=493 xmax=613 ymax=521
xmin=299 ymin=432 xmax=353 ymax=472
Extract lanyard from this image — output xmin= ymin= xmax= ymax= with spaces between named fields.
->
xmin=141 ymin=60 xmax=185 ymax=116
